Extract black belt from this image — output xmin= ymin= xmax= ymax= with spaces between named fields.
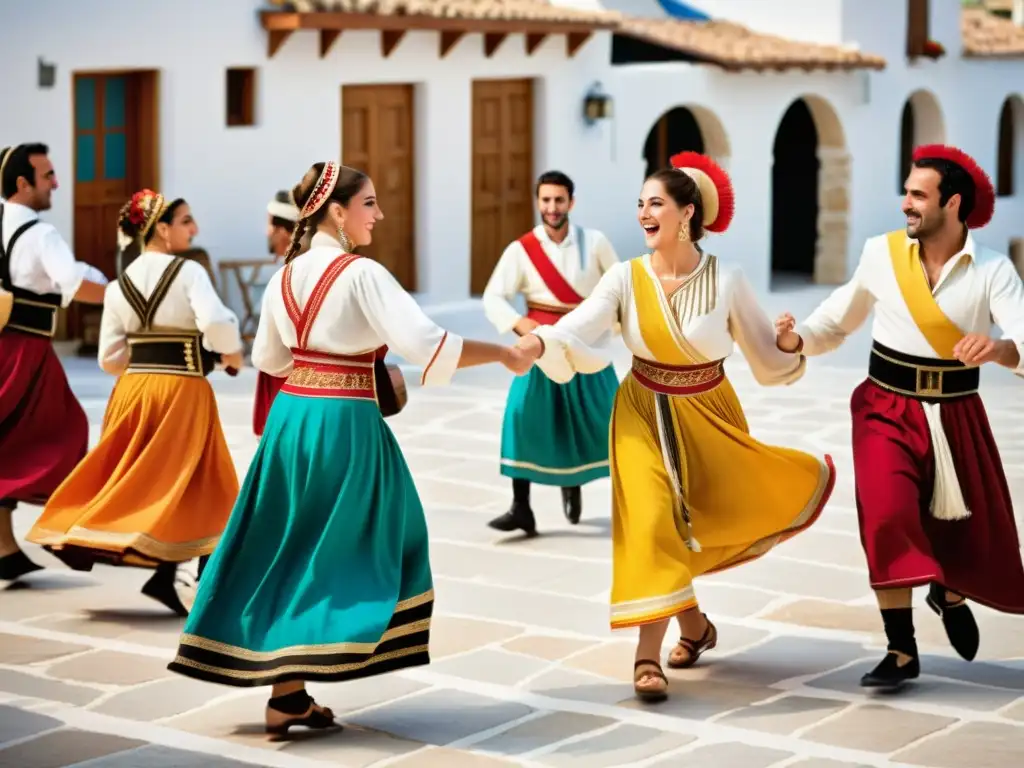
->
xmin=126 ymin=333 xmax=219 ymax=377
xmin=868 ymin=341 xmax=979 ymax=400
xmin=4 ymin=297 xmax=58 ymax=337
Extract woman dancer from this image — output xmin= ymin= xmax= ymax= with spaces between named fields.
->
xmin=169 ymin=162 xmax=531 ymax=735
xmin=517 ymin=153 xmax=836 ymax=702
xmin=28 ymin=190 xmax=243 ymax=615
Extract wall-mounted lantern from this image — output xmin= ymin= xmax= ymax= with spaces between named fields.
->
xmin=583 ymin=82 xmax=613 ymax=126
xmin=37 ymin=57 xmax=56 ymax=89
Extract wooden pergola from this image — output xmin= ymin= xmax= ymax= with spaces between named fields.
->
xmin=259 ymin=10 xmax=618 ymax=59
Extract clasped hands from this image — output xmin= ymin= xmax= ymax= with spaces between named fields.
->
xmin=500 ymin=333 xmax=544 ymax=376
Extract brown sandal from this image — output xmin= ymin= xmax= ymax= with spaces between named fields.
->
xmin=633 ymin=659 xmax=669 ymax=703
xmin=667 ymin=614 xmax=717 ymax=669
xmin=265 ymin=698 xmax=340 ymax=738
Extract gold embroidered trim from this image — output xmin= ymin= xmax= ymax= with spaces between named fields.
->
xmin=669 ymin=254 xmax=718 ymax=323
xmin=27 ymin=526 xmax=220 ymax=561
xmin=631 ymin=358 xmax=723 ymax=389
xmin=285 ymin=366 xmax=374 ymax=391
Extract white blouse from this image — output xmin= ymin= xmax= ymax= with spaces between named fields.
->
xmin=482 ymin=224 xmax=621 ymax=334
xmin=533 ymin=253 xmax=805 ymax=386
xmin=2 ymin=201 xmax=108 ymax=305
xmin=252 ymin=234 xmax=464 ymax=386
xmin=796 ymin=232 xmax=1024 ymax=376
xmin=98 ymin=251 xmax=242 ymax=374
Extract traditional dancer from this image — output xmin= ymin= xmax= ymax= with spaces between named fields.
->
xmin=0 ymin=143 xmax=109 ymax=582
xmin=169 ymin=162 xmax=531 ymax=734
xmin=27 ymin=190 xmax=243 ymax=615
xmin=776 ymin=144 xmax=1024 ymax=689
xmin=253 ymin=190 xmax=305 ymax=436
xmin=482 ymin=170 xmax=621 ymax=535
xmin=516 ymin=153 xmax=835 ymax=702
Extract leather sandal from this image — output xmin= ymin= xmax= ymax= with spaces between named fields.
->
xmin=633 ymin=659 xmax=669 ymax=703
xmin=265 ymin=698 xmax=339 ymax=738
xmin=667 ymin=614 xmax=717 ymax=669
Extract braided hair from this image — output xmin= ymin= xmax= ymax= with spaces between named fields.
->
xmin=284 ymin=163 xmax=369 ymax=263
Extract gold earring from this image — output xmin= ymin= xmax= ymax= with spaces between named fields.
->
xmin=678 ymin=223 xmax=690 ymax=243
xmin=337 ymin=225 xmax=352 ymax=252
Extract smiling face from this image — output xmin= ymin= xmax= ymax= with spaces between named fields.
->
xmin=152 ymin=202 xmax=198 ymax=252
xmin=327 ymin=179 xmax=383 ymax=248
xmin=637 ymin=177 xmax=695 ymax=251
xmin=902 ymin=166 xmax=954 ymax=239
xmin=537 ymin=183 xmax=574 ymax=232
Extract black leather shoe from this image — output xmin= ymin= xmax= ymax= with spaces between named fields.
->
xmin=141 ymin=566 xmax=191 ymax=617
xmin=487 ymin=502 xmax=537 ymax=537
xmin=0 ymin=550 xmax=44 ymax=582
xmin=860 ymin=651 xmax=920 ymax=689
xmin=927 ymin=584 xmax=980 ymax=662
xmin=561 ymin=486 xmax=582 ymax=525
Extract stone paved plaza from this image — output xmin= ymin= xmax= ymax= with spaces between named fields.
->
xmin=2 ymin=309 xmax=1024 ymax=768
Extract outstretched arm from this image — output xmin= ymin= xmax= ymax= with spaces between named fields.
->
xmin=728 ymin=269 xmax=806 ymax=386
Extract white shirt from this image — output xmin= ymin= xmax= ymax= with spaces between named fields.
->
xmin=252 ymin=233 xmax=464 ymax=387
xmin=796 ymin=232 xmax=1024 ymax=376
xmin=98 ymin=250 xmax=242 ymax=374
xmin=482 ymin=224 xmax=620 ymax=334
xmin=1 ymin=201 xmax=108 ymax=306
xmin=533 ymin=253 xmax=805 ymax=387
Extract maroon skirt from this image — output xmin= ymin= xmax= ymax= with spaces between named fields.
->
xmin=0 ymin=332 xmax=89 ymax=506
xmin=252 ymin=371 xmax=286 ymax=436
xmin=851 ymin=379 xmax=1024 ymax=613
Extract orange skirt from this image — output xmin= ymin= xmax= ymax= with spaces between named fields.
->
xmin=27 ymin=373 xmax=238 ymax=568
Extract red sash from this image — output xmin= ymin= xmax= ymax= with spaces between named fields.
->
xmin=518 ymin=231 xmax=584 ymax=307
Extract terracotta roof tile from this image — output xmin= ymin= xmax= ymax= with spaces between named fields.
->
xmin=269 ymin=0 xmax=620 ymax=25
xmin=616 ymin=17 xmax=886 ymax=72
xmin=962 ymin=7 xmax=1024 ymax=57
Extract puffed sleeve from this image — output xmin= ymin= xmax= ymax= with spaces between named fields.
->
xmin=988 ymin=255 xmax=1024 ymax=378
xmin=182 ymin=261 xmax=243 ymax=355
xmin=726 ymin=267 xmax=805 ymax=386
xmin=481 ymin=241 xmax=526 ymax=335
xmin=795 ymin=239 xmax=877 ymax=356
xmin=36 ymin=224 xmax=109 ymax=306
xmin=251 ymin=271 xmax=293 ymax=378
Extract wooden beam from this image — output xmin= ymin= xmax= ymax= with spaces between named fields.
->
xmin=484 ymin=32 xmax=508 ymax=57
xmin=566 ymin=31 xmax=592 ymax=58
xmin=525 ymin=32 xmax=547 ymax=55
xmin=268 ymin=29 xmax=293 ymax=58
xmin=319 ymin=29 xmax=342 ymax=58
xmin=381 ymin=29 xmax=407 ymax=57
xmin=259 ymin=10 xmax=615 ymax=36
xmin=440 ymin=30 xmax=465 ymax=57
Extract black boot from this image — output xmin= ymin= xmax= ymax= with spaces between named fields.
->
xmin=926 ymin=583 xmax=980 ymax=661
xmin=0 ymin=550 xmax=44 ymax=582
xmin=488 ymin=479 xmax=537 ymax=536
xmin=197 ymin=554 xmax=210 ymax=581
xmin=561 ymin=486 xmax=582 ymax=525
xmin=860 ymin=607 xmax=920 ymax=689
xmin=141 ymin=563 xmax=189 ymax=617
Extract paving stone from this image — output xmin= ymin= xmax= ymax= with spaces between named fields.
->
xmin=0 ymin=633 xmax=90 ymax=665
xmin=387 ymin=746 xmax=519 ymax=766
xmin=648 ymin=742 xmax=793 ymax=767
xmin=763 ymin=599 xmax=950 ymax=648
xmin=0 ymin=704 xmax=63 ymax=745
xmin=307 ymin=674 xmax=431 ymax=716
xmin=165 ymin=690 xmax=286 ymax=750
xmin=502 ymin=634 xmax=599 ymax=662
xmin=893 ymin=721 xmax=1024 ymax=767
xmin=538 ymin=724 xmax=696 ymax=767
xmin=0 ymin=728 xmax=147 ymax=768
xmin=0 ymin=668 xmax=103 ymax=706
xmin=618 ymin=677 xmax=775 ymax=719
xmin=473 ymin=712 xmax=617 ymax=755
xmin=717 ymin=695 xmax=850 ymax=734
xmin=689 ymin=582 xmax=782 ymax=618
xmin=429 ymin=648 xmax=551 ymax=687
xmin=80 ymin=744 xmax=276 ymax=767
xmin=90 ymin=677 xmax=227 ymax=721
xmin=47 ymin=649 xmax=173 ymax=686
xmin=701 ymin=556 xmax=871 ymax=602
xmin=706 ymin=636 xmax=868 ymax=687
xmin=428 ymin=615 xmax=524 ymax=660
xmin=279 ymin=724 xmax=421 ymax=766
xmin=786 ymin=761 xmax=873 ymax=768
xmin=803 ymin=703 xmax=957 ymax=753
xmin=347 ymin=689 xmax=534 ymax=745
xmin=524 ymin=668 xmax=628 ymax=707
xmin=1004 ymin=698 xmax=1024 ymax=721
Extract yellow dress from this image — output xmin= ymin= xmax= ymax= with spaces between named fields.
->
xmin=534 ymin=255 xmax=835 ymax=629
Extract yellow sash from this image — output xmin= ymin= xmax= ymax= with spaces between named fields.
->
xmin=630 ymin=258 xmax=708 ymax=366
xmin=886 ymin=230 xmax=965 ymax=359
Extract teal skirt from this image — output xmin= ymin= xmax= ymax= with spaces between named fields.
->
xmin=168 ymin=392 xmax=432 ymax=688
xmin=500 ymin=365 xmax=618 ymax=486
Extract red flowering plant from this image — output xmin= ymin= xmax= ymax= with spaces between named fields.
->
xmin=923 ymin=40 xmax=945 ymax=58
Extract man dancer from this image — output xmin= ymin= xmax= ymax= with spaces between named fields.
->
xmin=776 ymin=144 xmax=1024 ymax=689
xmin=0 ymin=143 xmax=109 ymax=580
xmin=482 ymin=170 xmax=620 ymax=535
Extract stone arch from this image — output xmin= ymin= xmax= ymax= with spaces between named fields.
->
xmin=898 ymin=89 xmax=947 ymax=192
xmin=642 ymin=104 xmax=730 ymax=178
xmin=770 ymin=95 xmax=850 ymax=285
xmin=997 ymin=94 xmax=1024 ymax=197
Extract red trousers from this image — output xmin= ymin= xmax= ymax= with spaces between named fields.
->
xmin=851 ymin=379 xmax=1024 ymax=613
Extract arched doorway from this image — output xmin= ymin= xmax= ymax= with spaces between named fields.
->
xmin=770 ymin=95 xmax=849 ymax=285
xmin=898 ymin=89 xmax=946 ymax=193
xmin=997 ymin=95 xmax=1024 ymax=197
xmin=642 ymin=105 xmax=730 ymax=178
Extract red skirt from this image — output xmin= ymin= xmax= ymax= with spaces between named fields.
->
xmin=851 ymin=379 xmax=1024 ymax=613
xmin=0 ymin=333 xmax=89 ymax=506
xmin=252 ymin=371 xmax=286 ymax=436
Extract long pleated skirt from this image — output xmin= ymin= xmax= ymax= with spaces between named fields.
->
xmin=27 ymin=373 xmax=237 ymax=569
xmin=500 ymin=364 xmax=618 ymax=486
xmin=609 ymin=373 xmax=836 ymax=629
xmin=168 ymin=391 xmax=433 ymax=687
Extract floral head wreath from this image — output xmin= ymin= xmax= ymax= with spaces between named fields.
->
xmin=911 ymin=144 xmax=995 ymax=229
xmin=669 ymin=151 xmax=735 ymax=234
xmin=117 ymin=189 xmax=169 ymax=250
xmin=300 ymin=161 xmax=339 ymax=220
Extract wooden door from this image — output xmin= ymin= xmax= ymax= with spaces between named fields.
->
xmin=341 ymin=84 xmax=416 ymax=291
xmin=70 ymin=70 xmax=159 ymax=340
xmin=470 ymin=79 xmax=535 ymax=295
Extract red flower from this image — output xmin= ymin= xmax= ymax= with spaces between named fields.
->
xmin=923 ymin=40 xmax=945 ymax=58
